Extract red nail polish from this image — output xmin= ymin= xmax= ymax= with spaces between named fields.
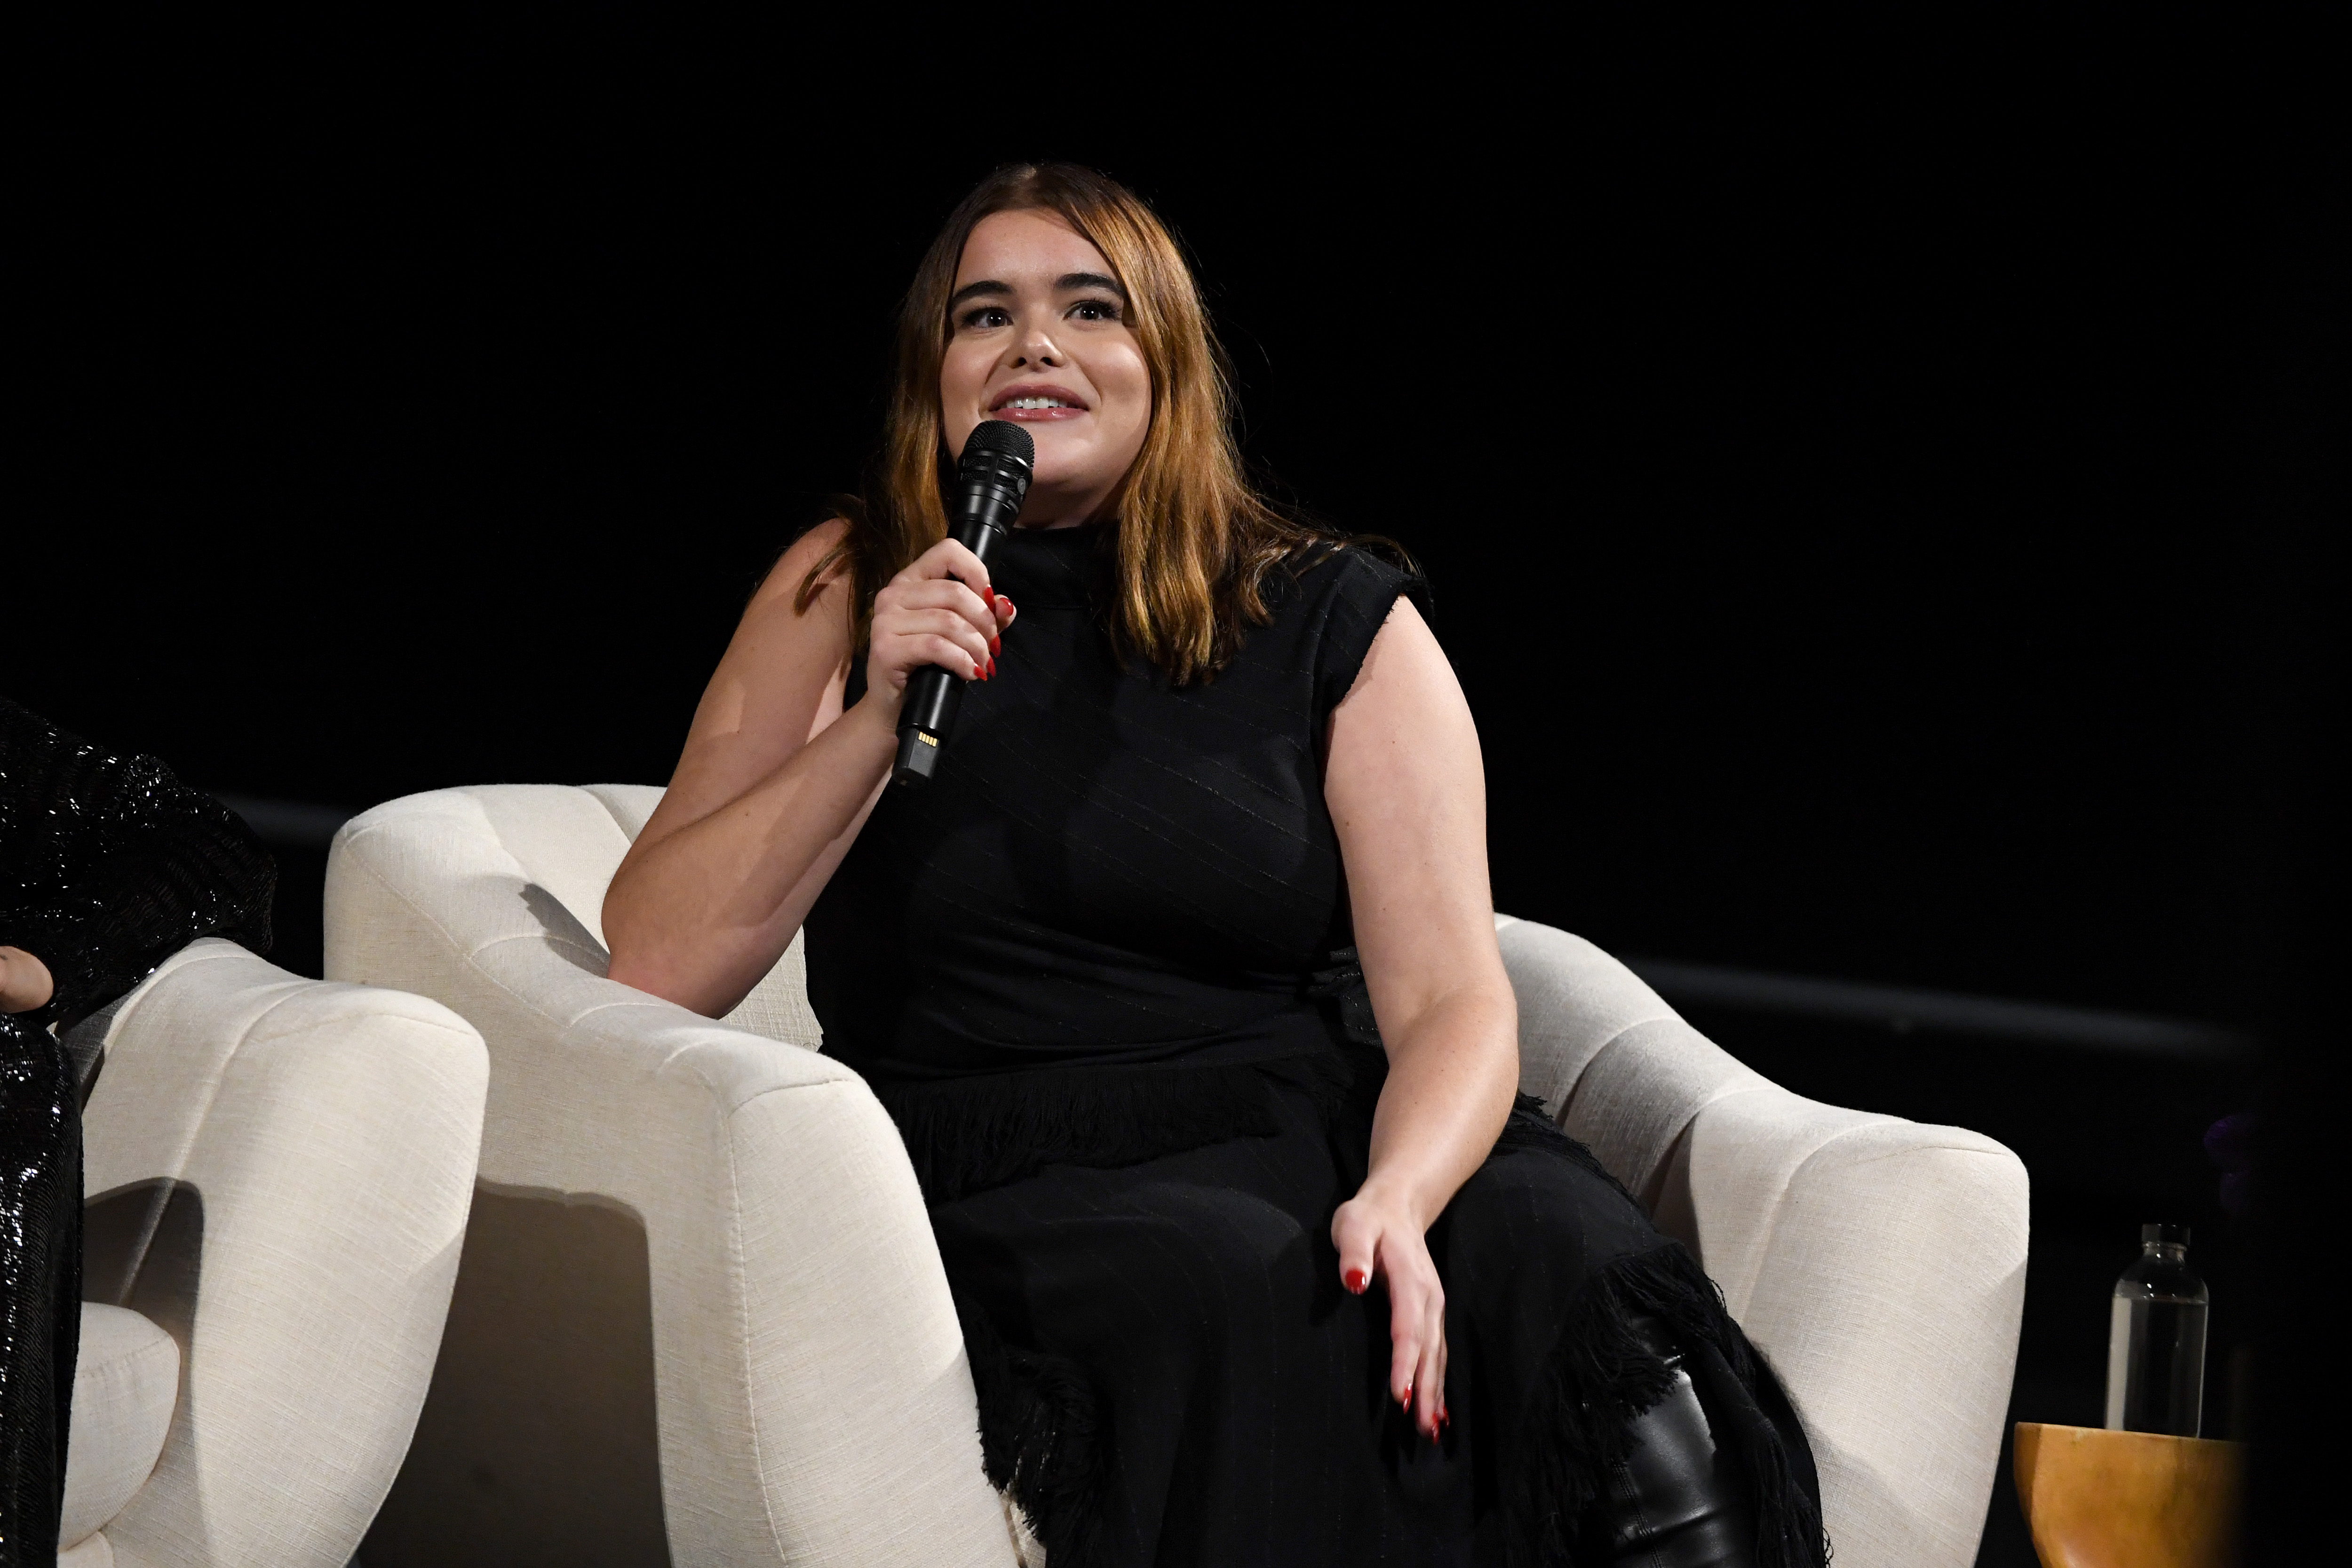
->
xmin=990 ymin=635 xmax=1002 ymax=654
xmin=1399 ymin=1383 xmax=1412 ymax=1407
xmin=1343 ymin=1268 xmax=1368 ymax=1294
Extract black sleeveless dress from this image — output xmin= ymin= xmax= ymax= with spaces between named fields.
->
xmin=805 ymin=528 xmax=1822 ymax=1568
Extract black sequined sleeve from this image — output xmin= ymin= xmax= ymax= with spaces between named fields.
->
xmin=0 ymin=698 xmax=275 ymax=1032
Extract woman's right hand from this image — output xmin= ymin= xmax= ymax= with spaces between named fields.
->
xmin=864 ymin=537 xmax=1017 ymax=717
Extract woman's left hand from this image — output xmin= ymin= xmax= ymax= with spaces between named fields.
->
xmin=1333 ymin=1188 xmax=1447 ymax=1440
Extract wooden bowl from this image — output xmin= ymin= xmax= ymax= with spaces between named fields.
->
xmin=2013 ymin=1422 xmax=2244 ymax=1568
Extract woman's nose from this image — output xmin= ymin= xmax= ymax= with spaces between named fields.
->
xmin=1012 ymin=330 xmax=1062 ymax=369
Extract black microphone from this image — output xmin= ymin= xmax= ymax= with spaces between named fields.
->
xmin=891 ymin=420 xmax=1035 ymax=786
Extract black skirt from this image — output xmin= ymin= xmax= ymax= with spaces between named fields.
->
xmin=927 ymin=1054 xmax=1824 ymax=1568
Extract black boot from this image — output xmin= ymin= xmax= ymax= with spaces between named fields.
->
xmin=1584 ymin=1319 xmax=1757 ymax=1567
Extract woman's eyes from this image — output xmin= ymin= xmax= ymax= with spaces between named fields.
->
xmin=955 ymin=299 xmax=1125 ymax=330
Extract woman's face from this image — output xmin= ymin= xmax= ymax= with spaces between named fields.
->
xmin=940 ymin=207 xmax=1152 ymax=528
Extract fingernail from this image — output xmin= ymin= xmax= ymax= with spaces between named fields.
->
xmin=1399 ymin=1383 xmax=1412 ymax=1407
xmin=1343 ymin=1268 xmax=1368 ymax=1294
xmin=990 ymin=635 xmax=1002 ymax=654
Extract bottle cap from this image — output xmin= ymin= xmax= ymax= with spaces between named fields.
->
xmin=2142 ymin=1222 xmax=2191 ymax=1246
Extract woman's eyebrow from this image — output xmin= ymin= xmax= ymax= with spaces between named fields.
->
xmin=947 ymin=272 xmax=1126 ymax=311
xmin=948 ymin=279 xmax=1012 ymax=310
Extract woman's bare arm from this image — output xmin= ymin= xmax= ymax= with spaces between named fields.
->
xmin=604 ymin=522 xmax=885 ymax=1014
xmin=604 ymin=520 xmax=1009 ymax=1016
xmin=1323 ymin=595 xmax=1519 ymax=1441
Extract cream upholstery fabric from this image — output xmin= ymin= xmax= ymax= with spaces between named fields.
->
xmin=73 ymin=939 xmax=489 ymax=1568
xmin=55 ymin=1533 xmax=112 ymax=1568
xmin=59 ymin=1305 xmax=177 ymax=1551
xmin=1498 ymin=917 xmax=2029 ymax=1567
xmin=325 ymin=786 xmax=1010 ymax=1568
xmin=325 ymin=786 xmax=2025 ymax=1568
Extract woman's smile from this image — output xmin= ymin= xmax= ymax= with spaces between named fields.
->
xmin=988 ymin=382 xmax=1092 ymax=421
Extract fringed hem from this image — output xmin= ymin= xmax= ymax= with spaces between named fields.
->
xmin=1504 ymin=1242 xmax=1830 ymax=1568
xmin=954 ymin=1286 xmax=1104 ymax=1567
xmin=883 ymin=1051 xmax=1341 ymax=1205
xmin=1491 ymin=1093 xmax=1637 ymax=1193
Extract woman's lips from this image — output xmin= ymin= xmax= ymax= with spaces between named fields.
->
xmin=989 ymin=384 xmax=1089 ymax=421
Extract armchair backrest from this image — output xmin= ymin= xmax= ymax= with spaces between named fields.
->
xmin=348 ymin=782 xmax=821 ymax=1048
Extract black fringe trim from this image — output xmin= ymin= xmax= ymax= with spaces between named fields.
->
xmin=954 ymin=1285 xmax=1105 ymax=1566
xmin=1505 ymin=1242 xmax=1830 ymax=1568
xmin=1491 ymin=1092 xmax=1633 ymax=1188
xmin=879 ymin=1059 xmax=1296 ymax=1206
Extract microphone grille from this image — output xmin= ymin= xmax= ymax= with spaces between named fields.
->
xmin=962 ymin=419 xmax=1035 ymax=471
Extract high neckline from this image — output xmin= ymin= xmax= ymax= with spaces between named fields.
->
xmin=1005 ymin=521 xmax=1108 ymax=552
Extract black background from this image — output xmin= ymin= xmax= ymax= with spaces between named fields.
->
xmin=9 ymin=35 xmax=2338 ymax=1565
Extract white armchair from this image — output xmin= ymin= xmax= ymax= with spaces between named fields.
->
xmin=63 ymin=938 xmax=488 ymax=1568
xmin=326 ymin=785 xmax=2027 ymax=1568
xmin=325 ymin=786 xmax=1009 ymax=1568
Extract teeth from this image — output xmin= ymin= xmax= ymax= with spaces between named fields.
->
xmin=1006 ymin=397 xmax=1073 ymax=410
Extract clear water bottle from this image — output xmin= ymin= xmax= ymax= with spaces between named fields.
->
xmin=2105 ymin=1222 xmax=2208 ymax=1436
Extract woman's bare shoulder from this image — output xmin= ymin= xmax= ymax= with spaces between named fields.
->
xmin=748 ymin=516 xmax=855 ymax=613
xmin=647 ymin=520 xmax=859 ymax=844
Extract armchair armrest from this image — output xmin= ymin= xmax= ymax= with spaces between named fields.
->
xmin=1690 ymin=1089 xmax=2027 ymax=1567
xmin=1494 ymin=914 xmax=2028 ymax=1567
xmin=79 ymin=938 xmax=487 ymax=1568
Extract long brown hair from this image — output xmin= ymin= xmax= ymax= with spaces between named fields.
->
xmin=799 ymin=163 xmax=1346 ymax=684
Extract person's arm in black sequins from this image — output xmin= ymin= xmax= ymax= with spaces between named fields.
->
xmin=0 ymin=698 xmax=275 ymax=1032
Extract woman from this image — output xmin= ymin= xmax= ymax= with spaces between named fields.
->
xmin=605 ymin=165 xmax=1823 ymax=1567
xmin=1 ymin=697 xmax=277 ymax=1564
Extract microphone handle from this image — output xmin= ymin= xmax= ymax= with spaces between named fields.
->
xmin=890 ymin=493 xmax=1021 ymax=786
